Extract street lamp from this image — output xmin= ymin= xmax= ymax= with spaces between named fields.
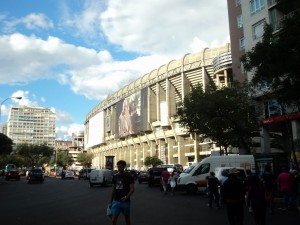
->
xmin=0 ymin=96 xmax=22 ymax=133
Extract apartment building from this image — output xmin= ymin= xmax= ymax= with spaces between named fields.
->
xmin=85 ymin=44 xmax=233 ymax=170
xmin=69 ymin=131 xmax=85 ymax=169
xmin=54 ymin=132 xmax=85 ymax=170
xmin=227 ymin=0 xmax=300 ymax=156
xmin=7 ymin=106 xmax=56 ymax=147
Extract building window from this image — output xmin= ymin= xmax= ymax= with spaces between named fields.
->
xmin=250 ymin=0 xmax=265 ymax=15
xmin=269 ymin=8 xmax=282 ymax=31
xmin=239 ymin=37 xmax=245 ymax=50
xmin=267 ymin=0 xmax=276 ymax=6
xmin=235 ymin=0 xmax=241 ymax=6
xmin=237 ymin=15 xmax=243 ymax=28
xmin=252 ymin=20 xmax=265 ymax=40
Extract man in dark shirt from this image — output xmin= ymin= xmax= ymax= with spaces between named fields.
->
xmin=221 ymin=168 xmax=246 ymax=225
xmin=110 ymin=160 xmax=134 ymax=225
xmin=207 ymin=171 xmax=221 ymax=208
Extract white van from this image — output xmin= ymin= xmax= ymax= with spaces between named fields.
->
xmin=89 ymin=169 xmax=113 ymax=187
xmin=214 ymin=167 xmax=247 ymax=182
xmin=176 ymin=155 xmax=255 ymax=194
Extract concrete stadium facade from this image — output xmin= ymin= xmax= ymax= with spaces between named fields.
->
xmin=84 ymin=43 xmax=233 ymax=170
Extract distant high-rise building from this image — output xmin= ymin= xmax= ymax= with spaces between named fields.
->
xmin=7 ymin=106 xmax=56 ymax=147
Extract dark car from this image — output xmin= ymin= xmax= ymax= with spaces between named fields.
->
xmin=148 ymin=167 xmax=167 ymax=187
xmin=138 ymin=171 xmax=150 ymax=184
xmin=78 ymin=168 xmax=93 ymax=180
xmin=28 ymin=169 xmax=44 ymax=184
xmin=5 ymin=169 xmax=20 ymax=181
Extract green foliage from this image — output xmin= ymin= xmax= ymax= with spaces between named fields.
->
xmin=144 ymin=155 xmax=163 ymax=168
xmin=16 ymin=143 xmax=53 ymax=167
xmin=0 ymin=133 xmax=13 ymax=155
xmin=55 ymin=151 xmax=72 ymax=167
xmin=0 ymin=154 xmax=10 ymax=169
xmin=241 ymin=10 xmax=300 ymax=107
xmin=76 ymin=152 xmax=94 ymax=168
xmin=177 ymin=82 xmax=259 ymax=154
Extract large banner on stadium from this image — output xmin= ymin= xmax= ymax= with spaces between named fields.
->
xmin=115 ymin=88 xmax=148 ymax=138
xmin=86 ymin=111 xmax=104 ymax=148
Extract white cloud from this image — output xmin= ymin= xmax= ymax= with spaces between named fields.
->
xmin=0 ymin=1 xmax=229 ymax=101
xmin=0 ymin=0 xmax=230 ymax=140
xmin=0 ymin=32 xmax=171 ymax=100
xmin=0 ymin=33 xmax=104 ymax=85
xmin=12 ymin=90 xmax=38 ymax=107
xmin=55 ymin=109 xmax=74 ymax=124
xmin=59 ymin=0 xmax=106 ymax=41
xmin=3 ymin=13 xmax=53 ymax=33
xmin=100 ymin=0 xmax=229 ymax=57
xmin=56 ymin=123 xmax=84 ymax=141
xmin=0 ymin=90 xmax=36 ymax=117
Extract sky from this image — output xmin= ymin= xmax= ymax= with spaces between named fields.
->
xmin=0 ymin=0 xmax=230 ymax=140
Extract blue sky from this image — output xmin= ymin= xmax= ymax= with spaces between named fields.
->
xmin=0 ymin=0 xmax=229 ymax=140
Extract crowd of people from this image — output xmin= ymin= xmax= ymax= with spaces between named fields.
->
xmin=107 ymin=160 xmax=300 ymax=225
xmin=159 ymin=163 xmax=300 ymax=225
xmin=209 ymin=165 xmax=300 ymax=225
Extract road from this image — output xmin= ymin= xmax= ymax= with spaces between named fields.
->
xmin=0 ymin=176 xmax=299 ymax=225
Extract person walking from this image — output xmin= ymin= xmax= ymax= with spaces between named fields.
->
xmin=161 ymin=169 xmax=170 ymax=194
xmin=290 ymin=170 xmax=299 ymax=209
xmin=207 ymin=171 xmax=221 ymax=208
xmin=168 ymin=171 xmax=178 ymax=195
xmin=221 ymin=168 xmax=246 ymax=225
xmin=277 ymin=166 xmax=293 ymax=210
xmin=109 ymin=160 xmax=135 ymax=225
xmin=219 ymin=169 xmax=228 ymax=206
xmin=245 ymin=169 xmax=254 ymax=213
xmin=247 ymin=175 xmax=267 ymax=225
xmin=294 ymin=170 xmax=300 ymax=212
xmin=261 ymin=164 xmax=276 ymax=214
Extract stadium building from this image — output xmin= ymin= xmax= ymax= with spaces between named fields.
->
xmin=84 ymin=44 xmax=233 ymax=170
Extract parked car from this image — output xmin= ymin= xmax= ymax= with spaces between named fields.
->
xmin=64 ymin=170 xmax=75 ymax=179
xmin=78 ymin=168 xmax=93 ymax=180
xmin=28 ymin=169 xmax=44 ymax=184
xmin=5 ymin=169 xmax=20 ymax=181
xmin=4 ymin=164 xmax=20 ymax=181
xmin=214 ymin=167 xmax=247 ymax=182
xmin=89 ymin=169 xmax=113 ymax=187
xmin=138 ymin=171 xmax=150 ymax=184
xmin=148 ymin=167 xmax=167 ymax=187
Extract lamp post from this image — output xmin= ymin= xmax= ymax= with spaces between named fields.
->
xmin=0 ymin=96 xmax=22 ymax=133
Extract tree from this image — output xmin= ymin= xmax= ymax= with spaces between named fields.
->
xmin=177 ymin=82 xmax=259 ymax=155
xmin=16 ymin=143 xmax=53 ymax=167
xmin=0 ymin=133 xmax=13 ymax=155
xmin=144 ymin=155 xmax=163 ymax=168
xmin=240 ymin=4 xmax=300 ymax=167
xmin=241 ymin=7 xmax=300 ymax=105
xmin=56 ymin=151 xmax=74 ymax=169
xmin=76 ymin=152 xmax=94 ymax=168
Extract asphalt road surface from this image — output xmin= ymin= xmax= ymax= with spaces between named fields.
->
xmin=0 ymin=176 xmax=299 ymax=225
